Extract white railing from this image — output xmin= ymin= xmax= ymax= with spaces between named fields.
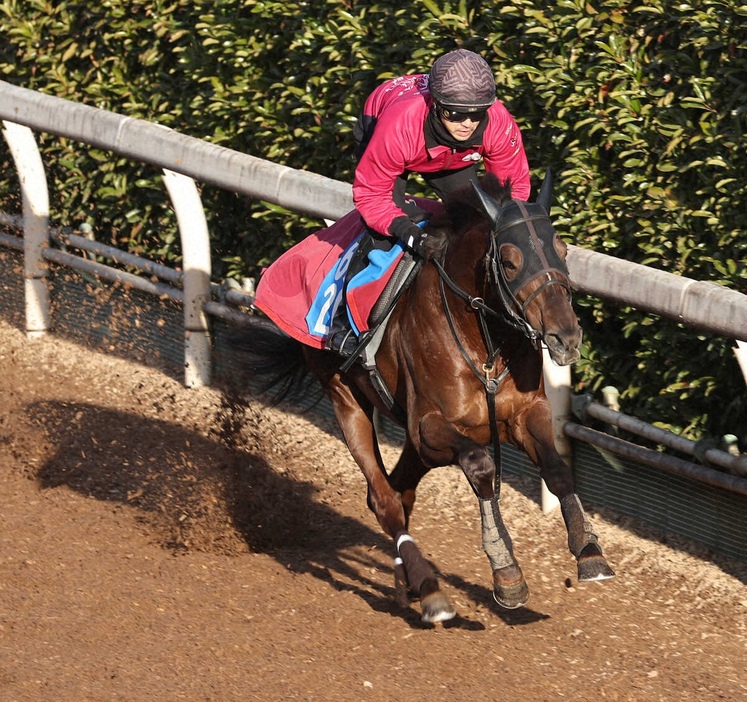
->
xmin=2 ymin=79 xmax=746 ymax=510
xmin=2 ymin=80 xmax=745 ymax=341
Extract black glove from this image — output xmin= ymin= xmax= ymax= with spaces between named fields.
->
xmin=389 ymin=215 xmax=447 ymax=260
xmin=400 ymin=198 xmax=430 ymax=224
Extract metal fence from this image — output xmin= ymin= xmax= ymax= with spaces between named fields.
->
xmin=1 ymin=80 xmax=746 ymax=560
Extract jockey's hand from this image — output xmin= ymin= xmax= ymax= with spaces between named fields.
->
xmin=390 ymin=216 xmax=447 ymax=261
xmin=400 ymin=198 xmax=429 ymax=224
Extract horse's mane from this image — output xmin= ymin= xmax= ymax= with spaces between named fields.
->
xmin=429 ymin=173 xmax=513 ymax=237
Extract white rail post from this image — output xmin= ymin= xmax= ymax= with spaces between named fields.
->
xmin=2 ymin=121 xmax=51 ymax=337
xmin=542 ymin=347 xmax=573 ymax=514
xmin=162 ymin=169 xmax=212 ymax=388
xmin=734 ymin=340 xmax=747 ymax=387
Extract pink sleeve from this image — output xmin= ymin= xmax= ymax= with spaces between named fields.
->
xmin=352 ymin=114 xmax=415 ymax=236
xmin=483 ymin=105 xmax=531 ymax=201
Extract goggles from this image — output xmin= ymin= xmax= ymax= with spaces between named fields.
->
xmin=438 ymin=106 xmax=488 ymax=123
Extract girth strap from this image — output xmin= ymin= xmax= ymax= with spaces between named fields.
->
xmin=339 ymin=254 xmax=421 ymax=426
xmin=368 ymin=367 xmax=407 ymax=424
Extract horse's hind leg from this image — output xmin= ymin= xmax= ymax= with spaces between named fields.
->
xmin=393 ymin=531 xmax=454 ymax=623
xmin=386 ymin=439 xmax=456 ymax=622
xmin=387 ymin=439 xmax=455 ymax=620
xmin=387 ymin=438 xmax=430 ymax=527
xmin=325 ymin=380 xmax=454 ymax=623
xmin=518 ymin=402 xmax=615 ymax=583
xmin=419 ymin=412 xmax=529 ymax=609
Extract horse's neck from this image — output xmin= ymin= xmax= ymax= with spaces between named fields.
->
xmin=443 ymin=226 xmax=490 ymax=298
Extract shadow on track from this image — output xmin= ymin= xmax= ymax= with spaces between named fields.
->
xmin=24 ymin=399 xmax=501 ymax=628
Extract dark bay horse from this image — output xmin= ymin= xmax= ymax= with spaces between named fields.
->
xmin=232 ymin=173 xmax=614 ymax=622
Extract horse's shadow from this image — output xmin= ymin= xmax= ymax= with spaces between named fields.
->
xmin=24 ymin=399 xmax=538 ymax=629
xmin=251 ymin=396 xmax=747 ymax=591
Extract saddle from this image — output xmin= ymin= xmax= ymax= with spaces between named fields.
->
xmin=253 ymin=201 xmax=436 ymax=411
xmin=326 ymin=229 xmax=415 ymax=344
xmin=338 ymin=242 xmax=421 ymax=368
xmin=320 ymin=230 xmax=420 ymax=426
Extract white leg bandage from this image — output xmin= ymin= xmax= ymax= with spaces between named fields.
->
xmin=479 ymin=497 xmax=515 ymax=571
xmin=396 ymin=533 xmax=415 ymax=553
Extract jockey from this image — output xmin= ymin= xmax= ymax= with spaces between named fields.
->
xmin=352 ymin=48 xmax=531 ymax=261
xmin=327 ymin=49 xmax=532 ymax=355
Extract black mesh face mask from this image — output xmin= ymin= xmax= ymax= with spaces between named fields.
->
xmin=483 ymin=200 xmax=571 ymax=328
xmin=469 ymin=175 xmax=571 ymax=334
xmin=492 ymin=201 xmax=569 ymax=297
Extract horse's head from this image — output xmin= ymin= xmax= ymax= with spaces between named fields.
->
xmin=470 ymin=172 xmax=582 ymax=366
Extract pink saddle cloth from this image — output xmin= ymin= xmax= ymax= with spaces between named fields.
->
xmin=253 ymin=200 xmax=440 ymax=348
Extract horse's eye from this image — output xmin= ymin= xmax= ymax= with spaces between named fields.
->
xmin=499 ymin=244 xmax=523 ymax=281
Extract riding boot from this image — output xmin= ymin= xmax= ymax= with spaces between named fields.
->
xmin=325 ymin=307 xmax=359 ymax=357
xmin=326 ymin=326 xmax=359 ymax=356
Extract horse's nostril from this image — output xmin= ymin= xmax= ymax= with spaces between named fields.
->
xmin=546 ymin=333 xmax=563 ymax=350
xmin=546 ymin=329 xmax=581 ymax=353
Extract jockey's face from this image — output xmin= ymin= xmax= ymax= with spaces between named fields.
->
xmin=438 ymin=107 xmax=486 ymax=141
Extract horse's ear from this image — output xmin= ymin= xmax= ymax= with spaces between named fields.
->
xmin=471 ymin=180 xmax=503 ymax=226
xmin=536 ymin=169 xmax=553 ymax=213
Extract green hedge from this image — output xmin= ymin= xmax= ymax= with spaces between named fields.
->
xmin=0 ymin=0 xmax=745 ymax=442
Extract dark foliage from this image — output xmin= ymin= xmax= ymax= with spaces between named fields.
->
xmin=1 ymin=0 xmax=745 ymax=439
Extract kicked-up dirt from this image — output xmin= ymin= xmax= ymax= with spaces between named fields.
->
xmin=0 ymin=317 xmax=745 ymax=701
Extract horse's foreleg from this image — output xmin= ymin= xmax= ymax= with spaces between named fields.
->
xmin=479 ymin=495 xmax=530 ymax=608
xmin=560 ymin=494 xmax=615 ymax=582
xmin=518 ymin=402 xmax=615 ymax=583
xmin=419 ymin=411 xmax=529 ymax=609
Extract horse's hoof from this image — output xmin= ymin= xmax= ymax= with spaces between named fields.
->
xmin=420 ymin=591 xmax=456 ymax=623
xmin=576 ymin=543 xmax=615 ymax=582
xmin=577 ymin=543 xmax=615 ymax=582
xmin=577 ymin=555 xmax=616 ymax=582
xmin=493 ymin=579 xmax=530 ymax=609
xmin=492 ymin=565 xmax=529 ymax=609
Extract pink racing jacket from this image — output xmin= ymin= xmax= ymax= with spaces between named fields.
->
xmin=352 ymin=74 xmax=531 ymax=237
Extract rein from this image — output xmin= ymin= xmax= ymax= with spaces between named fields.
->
xmin=431 ymin=203 xmax=567 ymax=500
xmin=436 ymin=269 xmax=508 ymax=498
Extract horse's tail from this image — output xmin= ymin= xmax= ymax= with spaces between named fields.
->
xmin=220 ymin=316 xmax=321 ymax=408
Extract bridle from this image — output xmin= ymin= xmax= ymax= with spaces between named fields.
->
xmin=486 ymin=200 xmax=572 ymax=333
xmin=432 ymin=189 xmax=572 ymax=498
xmin=433 ymin=199 xmax=572 ymax=374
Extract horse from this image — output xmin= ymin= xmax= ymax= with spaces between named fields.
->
xmin=230 ymin=172 xmax=615 ymax=623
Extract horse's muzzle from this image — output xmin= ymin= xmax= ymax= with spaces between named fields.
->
xmin=544 ymin=326 xmax=583 ymax=366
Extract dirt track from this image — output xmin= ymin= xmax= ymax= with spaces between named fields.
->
xmin=0 ymin=316 xmax=745 ymax=701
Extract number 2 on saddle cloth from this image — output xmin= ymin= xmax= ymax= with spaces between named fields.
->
xmin=305 ymin=229 xmax=406 ymax=341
